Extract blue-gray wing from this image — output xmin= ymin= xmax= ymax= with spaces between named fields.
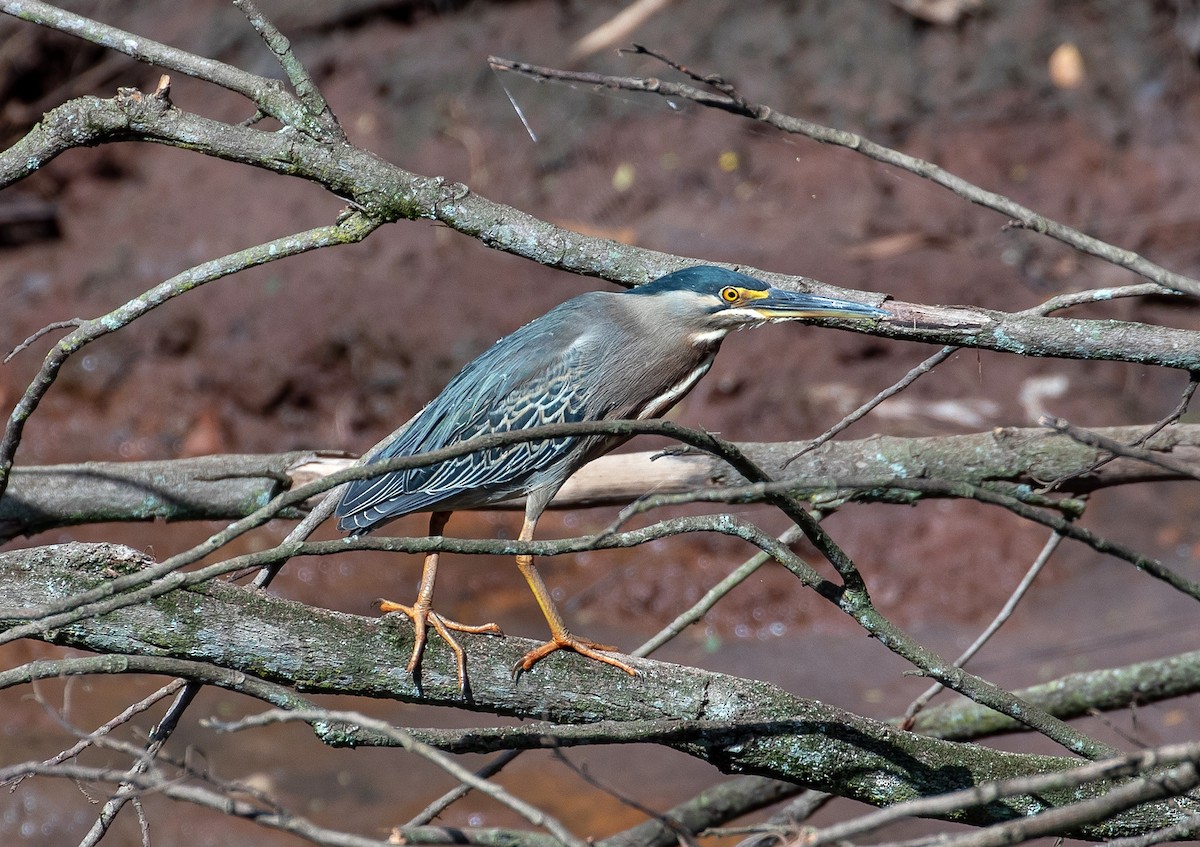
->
xmin=335 ymin=332 xmax=592 ymax=533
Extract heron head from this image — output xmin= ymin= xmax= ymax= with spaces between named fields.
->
xmin=628 ymin=266 xmax=889 ymax=338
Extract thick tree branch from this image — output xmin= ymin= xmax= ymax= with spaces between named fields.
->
xmin=5 ymin=424 xmax=1199 ymax=540
xmin=804 ymin=742 xmax=1200 ymax=846
xmin=0 ymin=451 xmax=325 ymax=540
xmin=0 ymin=540 xmax=1193 ymax=838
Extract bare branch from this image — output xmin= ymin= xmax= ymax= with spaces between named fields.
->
xmin=0 ymin=0 xmax=340 ymax=140
xmin=7 ymin=423 xmax=1200 ymax=540
xmin=232 ymin=0 xmax=343 ymax=139
xmin=805 ymin=742 xmax=1200 ymax=847
xmin=489 ymin=53 xmax=1200 ymax=297
xmin=902 ymin=528 xmax=1068 ymax=723
xmin=0 ymin=212 xmax=380 ymax=500
xmin=4 ymin=540 xmax=1170 ymax=838
xmin=1 ymin=85 xmax=1197 ymax=378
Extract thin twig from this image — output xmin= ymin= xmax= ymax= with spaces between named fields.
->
xmin=0 ymin=0 xmax=340 ymax=140
xmin=632 ymin=525 xmax=803 ymax=657
xmin=1024 ymin=282 xmax=1172 ymax=315
xmin=403 ymin=749 xmax=524 ymax=827
xmin=783 ymin=345 xmax=958 ymax=468
xmin=490 ymin=52 xmax=1200 ymax=297
xmin=212 ymin=709 xmax=590 ymax=847
xmin=3 ymin=318 xmax=82 ymax=363
xmin=551 ymin=749 xmax=700 ymax=847
xmin=0 ymin=212 xmax=380 ymax=501
xmin=1035 ymin=374 xmax=1200 ymax=490
xmin=1042 ymin=414 xmax=1200 ymax=482
xmin=1139 ymin=375 xmax=1200 ymax=442
xmin=78 ymin=691 xmax=194 ymax=847
xmin=1 ymin=677 xmax=185 ymax=789
xmin=901 ymin=527 xmax=1069 ymax=723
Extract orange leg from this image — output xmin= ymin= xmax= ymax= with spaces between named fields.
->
xmin=513 ymin=515 xmax=637 ymax=677
xmin=379 ymin=511 xmax=502 ymax=690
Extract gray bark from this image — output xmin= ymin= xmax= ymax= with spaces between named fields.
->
xmin=1 ymin=540 xmax=1195 ymax=839
xmin=4 ymin=424 xmax=1198 ymax=540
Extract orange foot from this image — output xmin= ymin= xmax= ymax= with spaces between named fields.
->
xmin=514 ymin=632 xmax=638 ymax=677
xmin=379 ymin=598 xmax=503 ymax=691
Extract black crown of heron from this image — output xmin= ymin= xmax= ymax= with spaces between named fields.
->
xmin=336 ymin=265 xmax=888 ymax=687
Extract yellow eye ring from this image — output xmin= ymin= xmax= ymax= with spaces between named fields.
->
xmin=720 ymin=286 xmax=740 ymax=303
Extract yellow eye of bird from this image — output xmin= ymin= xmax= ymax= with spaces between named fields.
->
xmin=720 ymin=286 xmax=740 ymax=303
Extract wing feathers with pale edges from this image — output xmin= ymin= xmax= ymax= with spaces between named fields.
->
xmin=335 ymin=328 xmax=592 ymax=533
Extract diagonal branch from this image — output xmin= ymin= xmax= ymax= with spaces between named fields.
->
xmin=489 ymin=52 xmax=1200 ymax=298
xmin=0 ymin=0 xmax=341 ymax=140
xmin=0 ymin=209 xmax=380 ymax=499
xmin=232 ymin=0 xmax=343 ymax=140
xmin=2 ymin=86 xmax=1199 ymax=376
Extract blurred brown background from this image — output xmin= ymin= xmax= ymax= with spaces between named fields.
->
xmin=2 ymin=1 xmax=1200 ymax=844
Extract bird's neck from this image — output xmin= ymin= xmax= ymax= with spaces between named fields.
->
xmin=633 ymin=341 xmax=721 ymax=421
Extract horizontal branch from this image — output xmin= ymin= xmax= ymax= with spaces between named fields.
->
xmin=0 ymin=541 xmax=1193 ymax=838
xmin=0 ymin=451 xmax=328 ymax=540
xmin=5 ymin=424 xmax=1199 ymax=539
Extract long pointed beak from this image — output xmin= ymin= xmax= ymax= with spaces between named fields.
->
xmin=753 ymin=288 xmax=890 ymax=321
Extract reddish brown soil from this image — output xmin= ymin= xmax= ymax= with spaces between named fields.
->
xmin=2 ymin=2 xmax=1200 ymax=844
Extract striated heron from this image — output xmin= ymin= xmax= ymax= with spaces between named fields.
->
xmin=336 ymin=265 xmax=888 ymax=686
